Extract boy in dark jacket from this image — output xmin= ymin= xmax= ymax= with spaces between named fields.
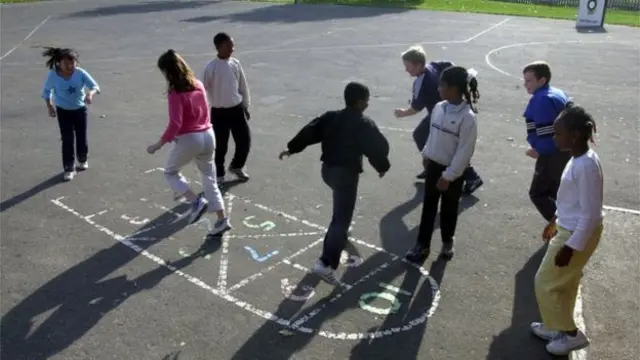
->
xmin=279 ymin=82 xmax=391 ymax=284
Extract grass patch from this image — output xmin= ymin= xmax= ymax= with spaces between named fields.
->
xmin=246 ymin=0 xmax=640 ymax=27
xmin=0 ymin=0 xmax=41 ymax=3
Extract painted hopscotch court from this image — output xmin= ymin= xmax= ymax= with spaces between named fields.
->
xmin=1 ymin=1 xmax=638 ymax=359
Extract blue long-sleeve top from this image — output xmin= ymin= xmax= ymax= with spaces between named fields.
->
xmin=523 ymin=85 xmax=569 ymax=155
xmin=410 ymin=60 xmax=454 ymax=114
xmin=41 ymin=67 xmax=100 ymax=110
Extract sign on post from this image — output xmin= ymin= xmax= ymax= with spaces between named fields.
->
xmin=576 ymin=0 xmax=607 ymax=29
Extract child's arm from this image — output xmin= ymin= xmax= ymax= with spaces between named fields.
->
xmin=238 ymin=60 xmax=250 ymax=109
xmin=564 ymin=160 xmax=603 ymax=251
xmin=202 ymin=61 xmax=215 ymax=101
xmin=441 ymin=113 xmax=478 ymax=182
xmin=361 ymin=120 xmax=391 ymax=175
xmin=41 ymin=71 xmax=56 ymax=116
xmin=159 ymin=92 xmax=184 ymax=144
xmin=284 ymin=112 xmax=328 ymax=155
xmin=80 ymin=68 xmax=100 ymax=93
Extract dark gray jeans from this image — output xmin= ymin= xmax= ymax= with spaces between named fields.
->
xmin=320 ymin=164 xmax=359 ymax=269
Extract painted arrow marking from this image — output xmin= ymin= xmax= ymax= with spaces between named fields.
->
xmin=244 ymin=246 xmax=279 ymax=262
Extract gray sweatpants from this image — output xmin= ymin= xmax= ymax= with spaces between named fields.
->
xmin=164 ymin=128 xmax=225 ymax=212
xmin=319 ymin=164 xmax=359 ymax=269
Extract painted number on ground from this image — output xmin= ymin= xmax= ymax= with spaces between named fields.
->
xmin=359 ymin=282 xmax=412 ymax=315
xmin=242 ymin=215 xmax=276 ymax=231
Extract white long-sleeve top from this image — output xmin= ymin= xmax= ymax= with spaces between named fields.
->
xmin=421 ymin=101 xmax=477 ymax=181
xmin=202 ymin=57 xmax=250 ymax=109
xmin=556 ymin=149 xmax=604 ymax=251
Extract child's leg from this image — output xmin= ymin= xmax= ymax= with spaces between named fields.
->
xmin=462 ymin=165 xmax=483 ymax=195
xmin=438 ymin=174 xmax=464 ymax=257
xmin=195 ymin=129 xmax=226 ymax=220
xmin=56 ymin=108 xmax=76 ymax=173
xmin=319 ymin=164 xmax=359 ymax=270
xmin=529 ymin=152 xmax=570 ymax=221
xmin=228 ymin=104 xmax=251 ymax=179
xmin=73 ymin=107 xmax=89 ymax=165
xmin=405 ymin=161 xmax=443 ymax=262
xmin=535 ymin=225 xmax=603 ymax=331
xmin=211 ymin=107 xmax=231 ymax=179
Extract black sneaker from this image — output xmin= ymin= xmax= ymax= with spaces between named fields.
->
xmin=229 ymin=167 xmax=250 ymax=181
xmin=440 ymin=240 xmax=455 ymax=260
xmin=463 ymin=178 xmax=483 ymax=195
xmin=404 ymin=244 xmax=430 ymax=263
xmin=416 ymin=170 xmax=427 ymax=179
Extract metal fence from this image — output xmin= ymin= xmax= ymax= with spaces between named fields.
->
xmin=494 ymin=0 xmax=640 ymax=10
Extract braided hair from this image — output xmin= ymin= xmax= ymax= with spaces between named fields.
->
xmin=558 ymin=103 xmax=598 ymax=144
xmin=440 ymin=66 xmax=480 ymax=113
xmin=42 ymin=47 xmax=78 ymax=70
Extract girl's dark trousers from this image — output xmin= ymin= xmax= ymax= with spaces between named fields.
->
xmin=57 ymin=106 xmax=88 ymax=172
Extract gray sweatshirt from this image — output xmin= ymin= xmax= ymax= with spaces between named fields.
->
xmin=421 ymin=100 xmax=477 ymax=181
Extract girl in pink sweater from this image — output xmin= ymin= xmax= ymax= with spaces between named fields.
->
xmin=147 ymin=49 xmax=231 ymax=236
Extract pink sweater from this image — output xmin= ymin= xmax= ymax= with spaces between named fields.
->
xmin=161 ymin=80 xmax=211 ymax=143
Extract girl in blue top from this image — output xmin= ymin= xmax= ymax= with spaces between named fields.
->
xmin=41 ymin=47 xmax=100 ymax=181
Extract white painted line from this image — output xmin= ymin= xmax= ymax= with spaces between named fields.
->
xmin=216 ymin=193 xmax=235 ymax=291
xmin=379 ymin=282 xmax=412 ymax=296
xmin=484 ymin=40 xmax=609 ymax=80
xmin=603 ymin=205 xmax=640 ymax=216
xmin=572 ymin=285 xmax=588 ymax=360
xmin=463 ymin=18 xmax=511 ymax=43
xmin=0 ymin=15 xmax=51 ymax=61
xmin=226 ymin=231 xmax=323 ymax=239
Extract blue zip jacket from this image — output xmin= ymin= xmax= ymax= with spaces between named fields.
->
xmin=523 ymin=85 xmax=569 ymax=155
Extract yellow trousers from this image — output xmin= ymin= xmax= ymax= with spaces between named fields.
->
xmin=534 ymin=224 xmax=603 ymax=331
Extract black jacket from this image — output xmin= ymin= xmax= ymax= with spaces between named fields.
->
xmin=286 ymin=108 xmax=391 ymax=174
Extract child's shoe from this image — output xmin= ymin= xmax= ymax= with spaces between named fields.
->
xmin=188 ymin=195 xmax=208 ymax=224
xmin=208 ymin=217 xmax=232 ymax=237
xmin=546 ymin=330 xmax=589 ymax=356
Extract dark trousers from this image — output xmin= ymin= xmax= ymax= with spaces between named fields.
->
xmin=320 ymin=164 xmax=359 ymax=269
xmin=210 ymin=104 xmax=251 ymax=177
xmin=413 ymin=113 xmax=480 ymax=182
xmin=416 ymin=160 xmax=464 ymax=249
xmin=57 ymin=107 xmax=88 ymax=172
xmin=529 ymin=151 xmax=571 ymax=221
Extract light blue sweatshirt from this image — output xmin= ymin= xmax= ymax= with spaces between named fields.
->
xmin=41 ymin=67 xmax=100 ymax=110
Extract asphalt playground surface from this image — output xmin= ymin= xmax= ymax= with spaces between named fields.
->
xmin=1 ymin=1 xmax=639 ymax=359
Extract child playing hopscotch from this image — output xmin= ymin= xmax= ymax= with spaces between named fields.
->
xmin=532 ymin=104 xmax=604 ymax=356
xmin=147 ymin=49 xmax=231 ymax=237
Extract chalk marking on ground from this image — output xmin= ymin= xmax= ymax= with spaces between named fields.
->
xmin=0 ymin=15 xmax=51 ymax=60
xmin=216 ymin=193 xmax=235 ymax=292
xmin=463 ymin=18 xmax=511 ymax=43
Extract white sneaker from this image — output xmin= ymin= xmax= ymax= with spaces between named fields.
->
xmin=187 ymin=196 xmax=208 ymax=225
xmin=312 ymin=260 xmax=338 ymax=285
xmin=208 ymin=217 xmax=232 ymax=236
xmin=530 ymin=322 xmax=560 ymax=341
xmin=63 ymin=171 xmax=76 ymax=181
xmin=546 ymin=330 xmax=589 ymax=356
xmin=77 ymin=161 xmax=89 ymax=171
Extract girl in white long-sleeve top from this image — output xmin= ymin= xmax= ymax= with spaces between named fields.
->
xmin=405 ymin=66 xmax=480 ymax=263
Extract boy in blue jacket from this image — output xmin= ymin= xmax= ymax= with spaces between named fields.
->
xmin=522 ymin=61 xmax=572 ymax=222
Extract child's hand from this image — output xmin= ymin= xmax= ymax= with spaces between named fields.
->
xmin=85 ymin=93 xmax=94 ymax=105
xmin=436 ymin=177 xmax=450 ymax=191
xmin=554 ymin=245 xmax=574 ymax=267
xmin=542 ymin=221 xmax=557 ymax=242
xmin=378 ymin=171 xmax=386 ymax=178
xmin=48 ymin=107 xmax=56 ymax=118
xmin=278 ymin=150 xmax=291 ymax=160
xmin=525 ymin=148 xmax=539 ymax=159
xmin=244 ymin=107 xmax=251 ymax=121
xmin=147 ymin=142 xmax=162 ymax=154
xmin=393 ymin=108 xmax=406 ymax=118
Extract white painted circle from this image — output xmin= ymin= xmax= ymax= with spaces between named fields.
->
xmin=484 ymin=40 xmax=614 ymax=80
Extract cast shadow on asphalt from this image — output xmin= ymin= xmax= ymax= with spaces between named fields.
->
xmin=0 ymin=172 xmax=64 ymax=213
xmin=0 ymin=203 xmax=221 ymax=360
xmin=486 ymin=246 xmax=568 ymax=360
xmin=181 ymin=3 xmax=412 ymax=24
xmin=64 ymin=0 xmax=218 ymax=18
xmin=230 ymin=182 xmax=477 ymax=359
